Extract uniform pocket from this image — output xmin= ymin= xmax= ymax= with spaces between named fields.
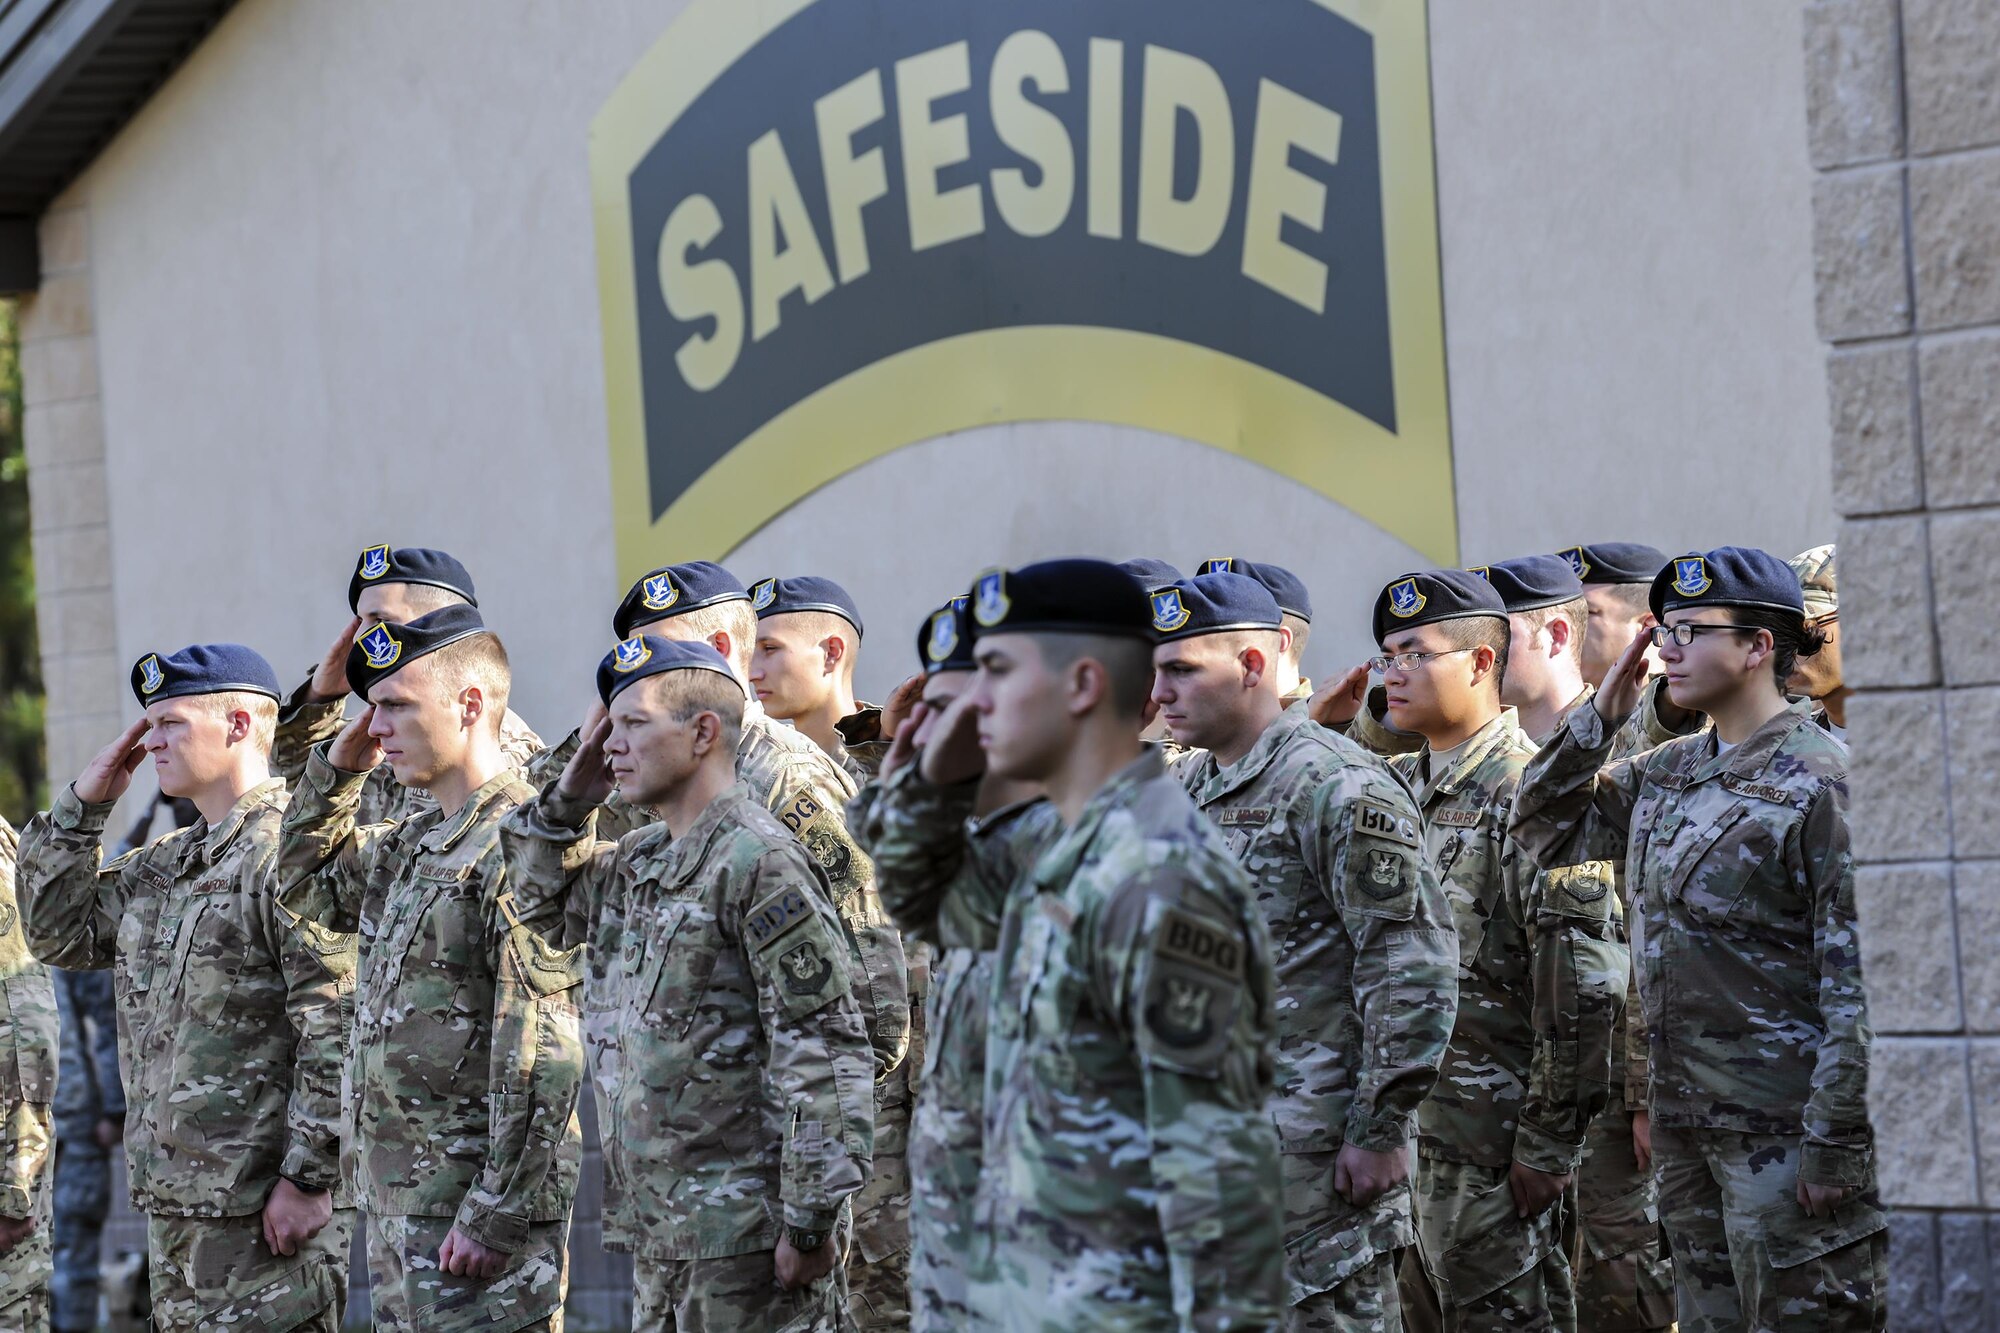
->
xmin=1758 ymin=1193 xmax=1887 ymax=1331
xmin=1438 ymin=1173 xmax=1562 ymax=1306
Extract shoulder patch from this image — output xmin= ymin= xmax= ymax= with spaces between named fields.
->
xmin=1217 ymin=807 xmax=1272 ymax=829
xmin=781 ymin=794 xmax=823 ymax=832
xmin=800 ymin=820 xmax=854 ymax=882
xmin=744 ymin=886 xmax=815 ymax=950
xmin=777 ymin=938 xmax=834 ymax=995
xmin=1355 ymin=798 xmax=1420 ymax=847
xmin=1157 ymin=907 xmax=1246 ymax=981
xmin=1432 ymin=808 xmax=1482 ymax=829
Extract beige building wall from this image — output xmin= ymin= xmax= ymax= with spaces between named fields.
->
xmin=17 ymin=0 xmax=1830 ymax=741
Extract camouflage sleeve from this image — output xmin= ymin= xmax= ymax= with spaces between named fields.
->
xmin=519 ymin=727 xmax=579 ymax=796
xmin=1101 ymin=866 xmax=1285 ymax=1330
xmin=1509 ymin=703 xmax=1649 ymax=872
xmin=769 ymin=764 xmax=910 ymax=1079
xmin=269 ymin=675 xmax=348 ymax=791
xmin=1339 ymin=687 xmax=1427 ymax=758
xmin=0 ymin=829 xmax=57 ymax=1220
xmin=1622 ymin=963 xmax=1650 ymax=1112
xmin=1796 ymin=780 xmax=1873 ymax=1188
xmin=1316 ymin=777 xmax=1457 ymax=1151
xmin=1634 ymin=675 xmax=1705 ymax=749
xmin=1513 ymin=843 xmax=1626 ymax=1176
xmin=736 ymin=848 xmax=876 ymax=1234
xmin=86 ymin=971 xmax=122 ymax=1118
xmin=845 ymin=765 xmax=979 ymax=947
xmin=259 ymin=847 xmax=356 ymax=1194
xmin=15 ymin=785 xmax=146 ymax=971
xmin=497 ymin=787 xmax=621 ymax=951
xmin=275 ymin=744 xmax=395 ymax=931
xmin=453 ymin=869 xmax=586 ymax=1253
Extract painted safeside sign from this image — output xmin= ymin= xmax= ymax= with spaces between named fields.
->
xmin=591 ymin=0 xmax=1454 ymax=578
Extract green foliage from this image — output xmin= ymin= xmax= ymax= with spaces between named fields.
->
xmin=0 ymin=301 xmax=44 ymax=824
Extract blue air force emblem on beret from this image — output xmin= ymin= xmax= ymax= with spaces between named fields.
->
xmin=357 ymin=544 xmax=391 ymax=581
xmin=1388 ymin=578 xmax=1426 ymax=619
xmin=641 ymin=573 xmax=680 ymax=612
xmin=750 ymin=579 xmax=777 ymax=611
xmin=358 ymin=624 xmax=403 ymax=670
xmin=138 ymin=655 xmax=165 ymax=695
xmin=1561 ymin=547 xmax=1590 ymax=579
xmin=612 ymin=636 xmax=652 ymax=673
xmin=927 ymin=609 xmax=959 ymax=662
xmin=1151 ymin=588 xmax=1191 ymax=633
xmin=1197 ymin=557 xmax=1236 ymax=575
xmin=1672 ymin=557 xmax=1712 ymax=597
xmin=1467 ymin=566 xmax=1490 ymax=581
xmin=973 ymin=570 xmax=1010 ymax=627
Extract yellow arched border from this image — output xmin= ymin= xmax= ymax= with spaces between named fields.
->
xmin=590 ymin=0 xmax=1455 ymax=581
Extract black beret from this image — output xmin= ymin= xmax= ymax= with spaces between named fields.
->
xmin=1650 ymin=547 xmax=1805 ymax=619
xmin=748 ymin=575 xmax=864 ymax=637
xmin=347 ymin=545 xmax=477 ymax=612
xmin=1475 ymin=555 xmax=1585 ymax=614
xmin=1372 ymin=569 xmax=1507 ymax=644
xmin=1194 ymin=557 xmax=1312 ymax=621
xmin=132 ymin=643 xmax=282 ymax=706
xmin=917 ymin=596 xmax=974 ymax=674
xmin=1151 ymin=573 xmax=1283 ymax=642
xmin=1557 ymin=542 xmax=1668 ymax=586
xmin=346 ymin=605 xmax=491 ymax=701
xmin=613 ymin=562 xmax=749 ymax=639
xmin=1117 ymin=558 xmax=1185 ymax=594
xmin=968 ymin=559 xmax=1153 ymax=640
xmin=598 ymin=634 xmax=744 ymax=706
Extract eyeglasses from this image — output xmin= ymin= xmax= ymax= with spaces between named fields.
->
xmin=1648 ymin=623 xmax=1756 ymax=648
xmin=1368 ymin=648 xmax=1475 ymax=674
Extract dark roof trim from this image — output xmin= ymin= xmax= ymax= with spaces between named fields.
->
xmin=0 ymin=0 xmax=235 ymax=294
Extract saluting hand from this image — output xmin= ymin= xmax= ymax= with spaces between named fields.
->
xmin=877 ymin=673 xmax=926 ymax=741
xmin=918 ymin=691 xmax=985 ymax=787
xmin=880 ymin=701 xmax=929 ymax=777
xmin=556 ymin=706 xmax=616 ymax=806
xmin=1592 ymin=626 xmax=1652 ymax=728
xmin=306 ymin=617 xmax=362 ymax=704
xmin=327 ymin=706 xmax=383 ymax=773
xmin=1307 ymin=664 xmax=1371 ymax=730
xmin=73 ymin=718 xmax=151 ymax=805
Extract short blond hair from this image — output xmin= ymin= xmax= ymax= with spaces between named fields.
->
xmin=636 ymin=670 xmax=746 ymax=752
xmin=1520 ymin=597 xmax=1588 ymax=668
xmin=425 ymin=632 xmax=512 ymax=734
xmin=191 ymin=691 xmax=279 ymax=755
xmin=653 ymin=602 xmax=757 ymax=680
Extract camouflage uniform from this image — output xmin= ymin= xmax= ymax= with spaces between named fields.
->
xmin=848 ymin=765 xmax=1062 ymax=1332
xmin=17 ymin=783 xmax=354 ymax=1332
xmin=500 ymin=780 xmax=878 ymax=1330
xmin=980 ymin=749 xmax=1287 ymax=1330
xmin=271 ymin=676 xmax=545 ymax=826
xmin=276 ymin=750 xmax=584 ymax=1332
xmin=0 ymin=821 xmax=56 ymax=1333
xmin=1384 ymin=712 xmax=1625 ymax=1333
xmin=1176 ymin=707 xmax=1459 ymax=1331
xmin=532 ymin=702 xmax=916 ymax=1326
xmin=1511 ymin=698 xmax=1885 ymax=1331
xmin=50 ymin=966 xmax=118 ymax=1333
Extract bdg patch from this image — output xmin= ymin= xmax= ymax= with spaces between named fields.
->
xmin=1157 ymin=907 xmax=1246 ymax=981
xmin=744 ymin=887 xmax=813 ymax=950
xmin=1354 ymin=798 xmax=1419 ymax=847
xmin=781 ymin=795 xmax=823 ymax=833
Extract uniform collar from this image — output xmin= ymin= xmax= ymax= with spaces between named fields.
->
xmin=419 ymin=768 xmax=525 ymax=854
xmin=1193 ymin=703 xmax=1310 ymax=805
xmin=658 ymin=781 xmax=753 ymax=890
xmin=190 ymin=778 xmax=285 ymax=865
xmin=1686 ymin=698 xmax=1815 ymax=784
xmin=1421 ymin=709 xmax=1522 ymax=802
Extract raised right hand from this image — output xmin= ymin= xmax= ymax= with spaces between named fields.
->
xmin=880 ymin=701 xmax=929 ymax=776
xmin=1592 ymin=626 xmax=1652 ymax=727
xmin=73 ymin=718 xmax=150 ymax=805
xmin=918 ymin=691 xmax=985 ymax=786
xmin=556 ymin=707 xmax=616 ymax=806
xmin=1308 ymin=665 xmax=1370 ymax=730
xmin=327 ymin=706 xmax=383 ymax=773
xmin=306 ymin=617 xmax=362 ymax=704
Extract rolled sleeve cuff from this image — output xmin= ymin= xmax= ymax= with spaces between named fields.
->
xmin=279 ymin=1137 xmax=340 ymax=1194
xmin=538 ymin=787 xmax=599 ymax=832
xmin=0 ymin=1184 xmax=32 ymax=1220
xmin=1511 ymin=1124 xmax=1585 ymax=1177
xmin=305 ymin=744 xmax=373 ymax=796
xmin=279 ymin=675 xmax=346 ymax=723
xmin=1798 ymin=1138 xmax=1873 ymax=1188
xmin=51 ymin=785 xmax=113 ymax=834
xmin=451 ymin=1196 xmax=527 ymax=1255
xmin=782 ymin=1202 xmax=842 ymax=1235
xmin=1342 ymin=1106 xmax=1413 ymax=1155
xmin=1567 ymin=699 xmax=1610 ymax=750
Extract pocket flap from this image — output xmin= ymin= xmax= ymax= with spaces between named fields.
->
xmin=1287 ymin=1188 xmax=1412 ymax=1300
xmin=1758 ymin=1194 xmax=1886 ymax=1269
xmin=1582 ymin=1178 xmax=1661 ymax=1260
xmin=1438 ymin=1184 xmax=1563 ymax=1304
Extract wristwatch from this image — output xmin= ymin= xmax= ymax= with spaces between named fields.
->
xmin=785 ymin=1226 xmax=828 ymax=1253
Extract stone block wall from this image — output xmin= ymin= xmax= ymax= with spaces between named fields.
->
xmin=1804 ymin=0 xmax=2000 ymax=1324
